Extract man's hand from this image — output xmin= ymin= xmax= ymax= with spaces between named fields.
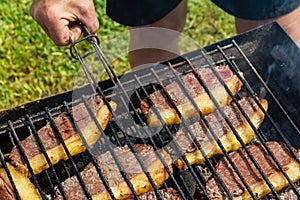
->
xmin=30 ymin=0 xmax=99 ymax=46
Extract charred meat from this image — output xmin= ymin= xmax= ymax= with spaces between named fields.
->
xmin=8 ymin=96 xmax=116 ymax=177
xmin=140 ymin=65 xmax=243 ymax=126
xmin=173 ymin=96 xmax=267 ymax=169
xmin=0 ymin=163 xmax=41 ymax=200
xmin=128 ymin=188 xmax=182 ymax=200
xmin=206 ymin=142 xmax=300 ymax=199
xmin=55 ymin=144 xmax=173 ymax=200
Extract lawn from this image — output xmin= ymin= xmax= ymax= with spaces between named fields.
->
xmin=0 ymin=0 xmax=235 ymax=110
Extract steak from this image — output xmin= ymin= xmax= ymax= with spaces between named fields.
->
xmin=0 ymin=176 xmax=14 ymax=200
xmin=273 ymin=185 xmax=300 ymax=200
xmin=8 ymin=96 xmax=116 ymax=177
xmin=54 ymin=144 xmax=173 ymax=200
xmin=129 ymin=188 xmax=182 ymax=200
xmin=173 ymin=96 xmax=267 ymax=169
xmin=0 ymin=163 xmax=41 ymax=200
xmin=140 ymin=65 xmax=243 ymax=126
xmin=206 ymin=142 xmax=300 ymax=199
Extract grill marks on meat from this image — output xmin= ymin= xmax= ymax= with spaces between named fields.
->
xmin=128 ymin=188 xmax=183 ymax=200
xmin=273 ymin=185 xmax=300 ymax=200
xmin=0 ymin=176 xmax=14 ymax=200
xmin=0 ymin=163 xmax=41 ymax=200
xmin=206 ymin=142 xmax=300 ymax=199
xmin=173 ymin=96 xmax=267 ymax=169
xmin=140 ymin=65 xmax=243 ymax=126
xmin=8 ymin=96 xmax=116 ymax=177
xmin=55 ymin=144 xmax=173 ymax=200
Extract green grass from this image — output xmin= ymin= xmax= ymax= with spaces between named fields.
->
xmin=0 ymin=0 xmax=235 ymax=110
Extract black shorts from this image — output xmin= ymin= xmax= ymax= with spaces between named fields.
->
xmin=106 ymin=0 xmax=182 ymax=26
xmin=213 ymin=0 xmax=300 ymax=20
xmin=106 ymin=0 xmax=300 ymax=26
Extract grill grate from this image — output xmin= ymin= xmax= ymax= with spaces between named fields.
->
xmin=0 ymin=22 xmax=300 ymax=199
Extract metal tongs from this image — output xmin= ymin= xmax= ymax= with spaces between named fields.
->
xmin=69 ymin=24 xmax=118 ymax=93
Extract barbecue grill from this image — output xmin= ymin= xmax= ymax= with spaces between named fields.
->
xmin=0 ymin=22 xmax=300 ymax=199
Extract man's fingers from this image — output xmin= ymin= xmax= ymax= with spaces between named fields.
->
xmin=82 ymin=18 xmax=99 ymax=35
xmin=75 ymin=0 xmax=99 ymax=35
xmin=69 ymin=24 xmax=83 ymax=41
xmin=46 ymin=20 xmax=74 ymax=46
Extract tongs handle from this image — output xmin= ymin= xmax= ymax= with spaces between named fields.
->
xmin=69 ymin=24 xmax=100 ymax=59
xmin=69 ymin=23 xmax=118 ymax=92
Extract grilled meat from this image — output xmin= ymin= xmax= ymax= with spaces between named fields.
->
xmin=8 ymin=96 xmax=116 ymax=177
xmin=54 ymin=144 xmax=173 ymax=200
xmin=173 ymin=96 xmax=267 ymax=169
xmin=140 ymin=65 xmax=243 ymax=126
xmin=273 ymin=185 xmax=300 ymax=200
xmin=129 ymin=188 xmax=182 ymax=200
xmin=0 ymin=163 xmax=41 ymax=200
xmin=206 ymin=142 xmax=300 ymax=199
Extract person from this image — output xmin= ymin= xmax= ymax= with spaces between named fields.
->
xmin=30 ymin=0 xmax=300 ymax=69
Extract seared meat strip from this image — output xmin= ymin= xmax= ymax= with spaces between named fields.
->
xmin=9 ymin=96 xmax=116 ymax=177
xmin=173 ymin=96 xmax=267 ymax=169
xmin=0 ymin=163 xmax=41 ymax=200
xmin=128 ymin=188 xmax=183 ymax=200
xmin=0 ymin=177 xmax=14 ymax=200
xmin=140 ymin=65 xmax=243 ymax=126
xmin=55 ymin=144 xmax=173 ymax=200
xmin=206 ymin=142 xmax=300 ymax=199
xmin=273 ymin=185 xmax=300 ymax=200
